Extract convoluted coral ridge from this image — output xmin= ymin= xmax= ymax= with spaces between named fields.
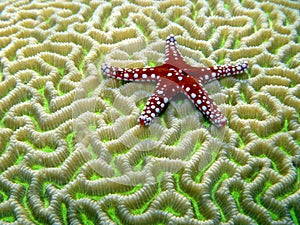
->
xmin=0 ymin=0 xmax=299 ymax=224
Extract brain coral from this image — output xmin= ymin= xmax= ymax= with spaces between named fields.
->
xmin=0 ymin=0 xmax=299 ymax=224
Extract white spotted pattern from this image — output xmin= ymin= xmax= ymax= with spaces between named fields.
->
xmin=101 ymin=34 xmax=249 ymax=127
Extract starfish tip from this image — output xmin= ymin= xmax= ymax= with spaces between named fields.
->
xmin=138 ymin=116 xmax=151 ymax=126
xmin=215 ymin=118 xmax=227 ymax=128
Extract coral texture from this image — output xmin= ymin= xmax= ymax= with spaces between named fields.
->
xmin=0 ymin=0 xmax=299 ymax=224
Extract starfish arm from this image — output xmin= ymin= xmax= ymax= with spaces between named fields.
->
xmin=138 ymin=77 xmax=182 ymax=126
xmin=101 ymin=63 xmax=158 ymax=82
xmin=138 ymin=90 xmax=169 ymax=126
xmin=184 ymin=81 xmax=227 ymax=127
xmin=187 ymin=62 xmax=249 ymax=84
xmin=164 ymin=34 xmax=191 ymax=69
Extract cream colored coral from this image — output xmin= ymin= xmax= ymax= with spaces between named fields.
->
xmin=0 ymin=0 xmax=299 ymax=224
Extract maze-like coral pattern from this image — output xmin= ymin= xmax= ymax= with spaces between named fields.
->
xmin=0 ymin=0 xmax=299 ymax=224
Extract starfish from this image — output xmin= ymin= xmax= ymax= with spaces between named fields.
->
xmin=101 ymin=34 xmax=248 ymax=127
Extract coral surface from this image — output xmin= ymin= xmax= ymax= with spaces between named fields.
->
xmin=0 ymin=0 xmax=299 ymax=224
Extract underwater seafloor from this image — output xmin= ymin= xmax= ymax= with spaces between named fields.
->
xmin=0 ymin=0 xmax=299 ymax=224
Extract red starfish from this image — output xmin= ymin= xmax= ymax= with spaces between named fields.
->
xmin=101 ymin=34 xmax=248 ymax=127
